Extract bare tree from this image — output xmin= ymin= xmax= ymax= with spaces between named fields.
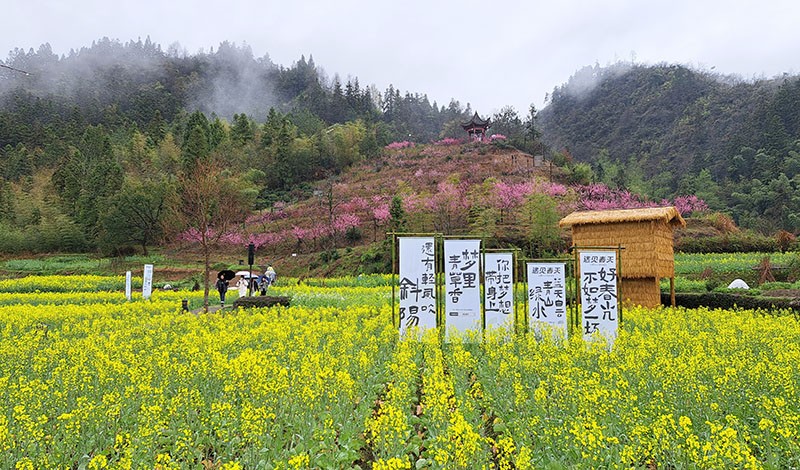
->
xmin=177 ymin=158 xmax=253 ymax=311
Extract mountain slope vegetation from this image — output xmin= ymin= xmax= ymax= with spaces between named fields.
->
xmin=539 ymin=62 xmax=800 ymax=232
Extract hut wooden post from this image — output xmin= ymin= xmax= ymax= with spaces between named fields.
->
xmin=670 ymin=277 xmax=676 ymax=307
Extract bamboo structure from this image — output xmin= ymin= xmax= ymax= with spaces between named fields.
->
xmin=559 ymin=207 xmax=686 ymax=307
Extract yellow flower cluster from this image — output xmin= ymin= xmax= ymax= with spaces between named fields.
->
xmin=364 ymin=338 xmax=418 ymax=461
xmin=421 ymin=334 xmax=489 ymax=468
xmin=0 ymin=274 xmax=137 ymax=293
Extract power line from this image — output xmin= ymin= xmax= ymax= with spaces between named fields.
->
xmin=0 ymin=63 xmax=31 ymax=75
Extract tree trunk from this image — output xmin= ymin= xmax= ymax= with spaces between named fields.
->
xmin=203 ymin=234 xmax=210 ymax=313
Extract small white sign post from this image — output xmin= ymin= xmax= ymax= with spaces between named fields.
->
xmin=527 ymin=263 xmax=568 ymax=340
xmin=142 ymin=264 xmax=154 ymax=300
xmin=579 ymin=251 xmax=619 ymax=346
xmin=125 ymin=271 xmax=132 ymax=301
xmin=484 ymin=252 xmax=514 ymax=331
xmin=398 ymin=237 xmax=437 ymax=336
xmin=444 ymin=239 xmax=482 ymax=338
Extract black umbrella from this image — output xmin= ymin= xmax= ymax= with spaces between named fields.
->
xmin=217 ymin=269 xmax=235 ymax=281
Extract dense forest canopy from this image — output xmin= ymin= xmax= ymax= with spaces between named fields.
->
xmin=539 ymin=62 xmax=800 ymax=233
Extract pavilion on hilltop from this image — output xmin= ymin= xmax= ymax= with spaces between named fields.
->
xmin=461 ymin=112 xmax=491 ymax=141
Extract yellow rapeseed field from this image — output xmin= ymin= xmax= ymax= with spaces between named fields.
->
xmin=1 ymin=275 xmax=799 ymax=468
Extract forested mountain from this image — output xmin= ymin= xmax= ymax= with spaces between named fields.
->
xmin=0 ymin=38 xmax=501 ymax=254
xmin=539 ymin=62 xmax=800 ymax=232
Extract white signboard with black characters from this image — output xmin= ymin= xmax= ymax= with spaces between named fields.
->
xmin=484 ymin=252 xmax=514 ymax=330
xmin=444 ymin=239 xmax=482 ymax=336
xmin=578 ymin=251 xmax=619 ymax=345
xmin=527 ymin=262 xmax=567 ymax=338
xmin=398 ymin=237 xmax=437 ymax=336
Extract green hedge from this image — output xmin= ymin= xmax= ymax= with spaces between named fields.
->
xmin=676 ymin=234 xmax=778 ymax=254
xmin=661 ymin=292 xmax=800 ymax=311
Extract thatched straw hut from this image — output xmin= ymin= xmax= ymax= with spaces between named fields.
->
xmin=559 ymin=207 xmax=686 ymax=307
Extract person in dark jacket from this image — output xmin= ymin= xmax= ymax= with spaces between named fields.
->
xmin=216 ymin=274 xmax=229 ymax=307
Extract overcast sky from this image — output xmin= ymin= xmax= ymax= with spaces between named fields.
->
xmin=3 ymin=0 xmax=800 ymax=116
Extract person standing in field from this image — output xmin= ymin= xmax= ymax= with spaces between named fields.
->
xmin=260 ymin=265 xmax=277 ymax=295
xmin=236 ymin=276 xmax=248 ymax=298
xmin=216 ymin=274 xmax=229 ymax=308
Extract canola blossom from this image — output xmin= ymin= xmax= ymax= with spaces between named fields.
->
xmin=1 ymin=275 xmax=799 ymax=468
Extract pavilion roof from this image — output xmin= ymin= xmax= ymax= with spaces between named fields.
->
xmin=461 ymin=112 xmax=491 ymax=129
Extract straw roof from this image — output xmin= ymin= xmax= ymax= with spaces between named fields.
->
xmin=562 ymin=206 xmax=685 ymax=279
xmin=559 ymin=206 xmax=686 ymax=228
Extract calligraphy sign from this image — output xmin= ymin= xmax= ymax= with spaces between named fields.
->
xmin=398 ymin=237 xmax=437 ymax=336
xmin=527 ymin=262 xmax=567 ymax=338
xmin=484 ymin=252 xmax=514 ymax=330
xmin=444 ymin=239 xmax=481 ymax=336
xmin=578 ymin=251 xmax=619 ymax=344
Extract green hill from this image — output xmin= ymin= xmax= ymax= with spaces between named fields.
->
xmin=538 ymin=62 xmax=800 ymax=232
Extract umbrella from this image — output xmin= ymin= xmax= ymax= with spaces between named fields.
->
xmin=217 ymin=270 xmax=235 ymax=281
xmin=235 ymin=270 xmax=258 ymax=278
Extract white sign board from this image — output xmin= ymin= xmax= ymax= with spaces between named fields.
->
xmin=484 ymin=252 xmax=514 ymax=330
xmin=527 ymin=262 xmax=567 ymax=339
xmin=142 ymin=264 xmax=154 ymax=300
xmin=579 ymin=251 xmax=619 ymax=345
xmin=398 ymin=237 xmax=437 ymax=336
xmin=125 ymin=271 xmax=132 ymax=301
xmin=444 ymin=239 xmax=482 ymax=336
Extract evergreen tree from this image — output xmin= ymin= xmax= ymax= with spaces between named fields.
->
xmin=52 ymin=125 xmax=123 ymax=240
xmin=231 ymin=113 xmax=255 ymax=146
xmin=389 ymin=195 xmax=406 ymax=232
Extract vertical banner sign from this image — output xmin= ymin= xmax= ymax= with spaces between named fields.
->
xmin=444 ymin=239 xmax=482 ymax=336
xmin=125 ymin=271 xmax=132 ymax=301
xmin=398 ymin=237 xmax=437 ymax=336
xmin=527 ymin=263 xmax=568 ymax=338
xmin=142 ymin=264 xmax=154 ymax=300
xmin=484 ymin=252 xmax=514 ymax=330
xmin=579 ymin=251 xmax=619 ymax=344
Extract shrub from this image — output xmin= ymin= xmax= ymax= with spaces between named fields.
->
xmin=359 ymin=241 xmax=391 ymax=274
xmin=775 ymin=229 xmax=796 ymax=252
xmin=677 ymin=233 xmax=778 ymax=253
xmin=662 ymin=291 xmax=800 ymax=311
xmin=345 ymin=226 xmax=362 ymax=244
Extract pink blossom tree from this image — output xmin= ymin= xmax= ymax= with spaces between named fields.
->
xmin=426 ymin=180 xmax=470 ymax=234
xmin=492 ymin=181 xmax=534 ymax=223
xmin=371 ymin=198 xmax=391 ymax=241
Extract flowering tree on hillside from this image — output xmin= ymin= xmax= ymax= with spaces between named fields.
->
xmin=385 ymin=141 xmax=414 ymax=150
xmin=292 ymin=226 xmax=308 ymax=250
xmin=371 ymin=197 xmax=391 ymax=241
xmin=668 ymin=195 xmax=709 ymax=215
xmin=427 ymin=179 xmax=470 ymax=234
xmin=575 ymin=183 xmax=709 ymax=215
xmin=332 ymin=213 xmax=361 ymax=244
xmin=176 ymin=157 xmax=254 ymax=311
xmin=492 ymin=181 xmax=534 ymax=223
